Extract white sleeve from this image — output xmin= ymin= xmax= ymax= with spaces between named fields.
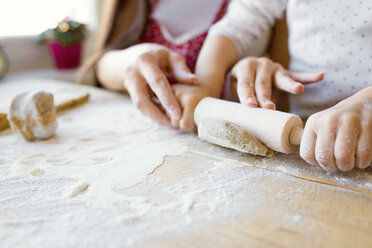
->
xmin=208 ymin=0 xmax=287 ymax=58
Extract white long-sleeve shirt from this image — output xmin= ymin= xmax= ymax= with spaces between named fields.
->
xmin=152 ymin=0 xmax=270 ymax=55
xmin=210 ymin=0 xmax=372 ymax=117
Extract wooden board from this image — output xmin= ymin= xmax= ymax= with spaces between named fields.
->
xmin=1 ymin=78 xmax=371 ymax=248
xmin=125 ymin=153 xmax=372 ymax=248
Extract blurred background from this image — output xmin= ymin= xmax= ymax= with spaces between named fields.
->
xmin=0 ymin=0 xmax=103 ymax=81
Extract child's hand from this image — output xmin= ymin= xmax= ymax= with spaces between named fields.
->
xmin=170 ymin=84 xmax=220 ymax=131
xmin=300 ymin=92 xmax=372 ymax=171
xmin=231 ymin=57 xmax=324 ymax=109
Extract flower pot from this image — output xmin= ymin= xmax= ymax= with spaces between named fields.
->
xmin=48 ymin=41 xmax=82 ymax=69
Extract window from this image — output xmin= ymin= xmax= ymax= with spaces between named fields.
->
xmin=0 ymin=0 xmax=97 ymax=37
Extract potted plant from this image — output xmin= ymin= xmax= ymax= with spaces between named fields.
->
xmin=36 ymin=18 xmax=87 ymax=69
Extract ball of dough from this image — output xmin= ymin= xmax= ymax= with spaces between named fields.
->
xmin=9 ymin=91 xmax=57 ymax=141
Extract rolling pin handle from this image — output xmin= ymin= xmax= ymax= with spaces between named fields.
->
xmin=289 ymin=126 xmax=303 ymax=146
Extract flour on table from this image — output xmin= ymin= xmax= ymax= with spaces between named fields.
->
xmin=1 ymin=79 xmax=371 ymax=248
xmin=63 ymin=181 xmax=90 ymax=198
xmin=1 ymin=79 xmax=194 ymax=207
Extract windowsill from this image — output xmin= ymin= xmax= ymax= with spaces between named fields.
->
xmin=3 ymin=68 xmax=78 ymax=83
xmin=2 ymin=30 xmax=96 ymax=75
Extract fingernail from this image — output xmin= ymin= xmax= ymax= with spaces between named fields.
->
xmin=188 ymin=73 xmax=198 ymax=83
xmin=246 ymin=97 xmax=258 ymax=105
xmin=265 ymin=100 xmax=276 ymax=109
xmin=295 ymin=83 xmax=304 ymax=93
xmin=169 ymin=107 xmax=181 ymax=119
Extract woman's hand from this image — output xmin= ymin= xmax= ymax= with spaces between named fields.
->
xmin=171 ymin=84 xmax=221 ymax=132
xmin=300 ymin=88 xmax=372 ymax=171
xmin=97 ymin=44 xmax=197 ymax=127
xmin=231 ymin=57 xmax=324 ymax=109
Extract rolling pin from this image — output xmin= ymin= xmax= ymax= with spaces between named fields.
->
xmin=194 ymin=97 xmax=304 ymax=154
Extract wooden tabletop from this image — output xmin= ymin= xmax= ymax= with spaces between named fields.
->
xmin=1 ymin=78 xmax=371 ymax=248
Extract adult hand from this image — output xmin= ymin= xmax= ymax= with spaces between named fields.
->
xmin=99 ymin=44 xmax=197 ymax=127
xmin=231 ymin=57 xmax=324 ymax=109
xmin=300 ymin=92 xmax=372 ymax=171
xmin=123 ymin=44 xmax=198 ymax=126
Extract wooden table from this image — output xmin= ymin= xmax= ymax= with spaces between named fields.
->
xmin=0 ymin=78 xmax=371 ymax=248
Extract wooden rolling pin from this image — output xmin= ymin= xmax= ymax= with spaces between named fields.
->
xmin=194 ymin=97 xmax=304 ymax=154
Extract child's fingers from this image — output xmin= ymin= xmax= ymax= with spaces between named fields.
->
xmin=274 ymin=71 xmax=305 ymax=94
xmin=169 ymin=53 xmax=198 ymax=85
xmin=255 ymin=61 xmax=275 ymax=109
xmin=290 ymin=72 xmax=324 ymax=84
xmin=356 ymin=122 xmax=372 ymax=169
xmin=125 ymin=73 xmax=171 ymax=127
xmin=314 ymin=128 xmax=337 ymax=172
xmin=334 ymin=118 xmax=360 ymax=171
xmin=138 ymin=54 xmax=182 ymax=120
xmin=234 ymin=61 xmax=258 ymax=107
xmin=179 ymin=98 xmax=198 ymax=132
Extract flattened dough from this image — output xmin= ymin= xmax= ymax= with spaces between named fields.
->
xmin=198 ymin=118 xmax=274 ymax=157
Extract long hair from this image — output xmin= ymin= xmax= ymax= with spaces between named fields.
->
xmin=107 ymin=0 xmax=149 ymax=50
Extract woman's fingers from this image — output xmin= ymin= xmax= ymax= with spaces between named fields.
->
xmin=125 ymin=72 xmax=171 ymax=127
xmin=232 ymin=60 xmax=258 ymax=107
xmin=334 ymin=116 xmax=360 ymax=171
xmin=356 ymin=121 xmax=372 ymax=169
xmin=169 ymin=53 xmax=198 ymax=84
xmin=255 ymin=58 xmax=275 ymax=109
xmin=314 ymin=128 xmax=337 ymax=171
xmin=138 ymin=53 xmax=181 ymax=120
xmin=290 ymin=72 xmax=324 ymax=84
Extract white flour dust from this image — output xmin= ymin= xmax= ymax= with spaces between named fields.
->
xmin=0 ymin=79 xmax=371 ymax=248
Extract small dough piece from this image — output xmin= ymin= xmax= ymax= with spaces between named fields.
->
xmin=0 ymin=92 xmax=90 ymax=132
xmin=198 ymin=118 xmax=274 ymax=157
xmin=0 ymin=113 xmax=10 ymax=131
xmin=55 ymin=93 xmax=90 ymax=114
xmin=9 ymin=91 xmax=57 ymax=141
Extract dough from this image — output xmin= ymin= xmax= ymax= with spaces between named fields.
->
xmin=0 ymin=92 xmax=90 ymax=133
xmin=0 ymin=113 xmax=10 ymax=131
xmin=198 ymin=118 xmax=274 ymax=157
xmin=9 ymin=91 xmax=57 ymax=141
xmin=55 ymin=93 xmax=90 ymax=114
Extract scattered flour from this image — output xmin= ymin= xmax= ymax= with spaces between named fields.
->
xmin=30 ymin=168 xmax=44 ymax=176
xmin=63 ymin=181 xmax=90 ymax=198
xmin=0 ymin=79 xmax=371 ymax=248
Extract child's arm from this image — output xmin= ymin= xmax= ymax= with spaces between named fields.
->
xmin=300 ymin=86 xmax=372 ymax=172
xmin=174 ymin=0 xmax=285 ymax=130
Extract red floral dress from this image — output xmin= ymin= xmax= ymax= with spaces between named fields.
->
xmin=139 ymin=0 xmax=229 ymax=72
